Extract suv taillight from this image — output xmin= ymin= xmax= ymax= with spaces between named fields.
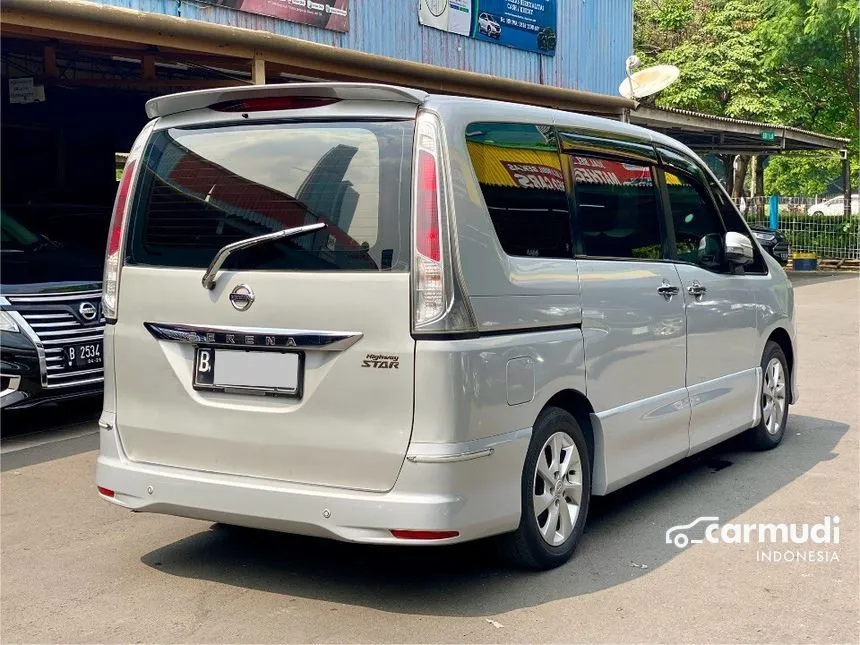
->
xmin=411 ymin=113 xmax=476 ymax=336
xmin=102 ymin=121 xmax=154 ymax=323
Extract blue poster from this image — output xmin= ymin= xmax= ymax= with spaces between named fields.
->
xmin=419 ymin=0 xmax=558 ymax=56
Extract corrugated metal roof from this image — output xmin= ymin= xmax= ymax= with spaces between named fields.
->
xmin=649 ymin=106 xmax=850 ymax=145
xmin=90 ymin=0 xmax=632 ymax=95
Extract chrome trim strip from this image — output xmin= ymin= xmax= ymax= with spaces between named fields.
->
xmin=0 ymin=376 xmax=22 ymax=397
xmin=406 ymin=428 xmax=531 ymax=463
xmin=48 ymin=368 xmax=104 ymax=379
xmin=21 ymin=313 xmax=75 ymax=320
xmin=406 ymin=448 xmax=494 ymax=463
xmin=7 ymin=291 xmax=102 ymax=303
xmin=145 ymin=322 xmax=363 ymax=352
xmin=41 ymin=336 xmax=104 ymax=346
xmin=44 ymin=376 xmax=104 ymax=389
xmin=37 ymin=326 xmax=105 ymax=337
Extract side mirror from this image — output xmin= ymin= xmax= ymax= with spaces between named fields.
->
xmin=697 ymin=233 xmax=724 ymax=270
xmin=725 ymin=231 xmax=754 ymax=266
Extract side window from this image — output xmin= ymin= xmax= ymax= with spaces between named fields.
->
xmin=465 ymin=122 xmax=571 ymax=258
xmin=707 ymin=175 xmax=767 ymax=274
xmin=568 ymin=155 xmax=664 ymax=260
xmin=664 ymin=171 xmax=725 ymax=268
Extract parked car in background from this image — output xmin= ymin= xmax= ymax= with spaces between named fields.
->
xmin=1 ymin=210 xmax=105 ymax=410
xmin=478 ymin=12 xmax=501 ymax=38
xmin=749 ymin=225 xmax=790 ymax=265
xmin=807 ymin=194 xmax=859 ymax=216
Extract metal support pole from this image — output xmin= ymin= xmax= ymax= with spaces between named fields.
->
xmin=769 ymin=195 xmax=779 ymax=230
xmin=842 ymin=150 xmax=851 ymax=218
xmin=252 ymin=54 xmax=266 ymax=85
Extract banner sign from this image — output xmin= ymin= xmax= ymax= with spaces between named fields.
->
xmin=502 ymin=162 xmax=565 ymax=191
xmin=204 ymin=0 xmax=349 ymax=32
xmin=419 ymin=0 xmax=557 ymax=55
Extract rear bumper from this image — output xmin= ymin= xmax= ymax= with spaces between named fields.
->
xmin=96 ymin=414 xmax=530 ymax=545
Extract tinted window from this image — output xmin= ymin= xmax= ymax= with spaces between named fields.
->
xmin=706 ymin=175 xmax=766 ymax=273
xmin=665 ymin=171 xmax=725 ymax=266
xmin=466 ymin=122 xmax=571 ymax=258
xmin=569 ymin=155 xmax=664 ymax=260
xmin=127 ymin=121 xmax=413 ymax=271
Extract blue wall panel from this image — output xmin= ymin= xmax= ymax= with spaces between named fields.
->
xmin=91 ymin=0 xmax=632 ymax=95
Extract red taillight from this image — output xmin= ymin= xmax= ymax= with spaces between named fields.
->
xmin=212 ymin=96 xmax=340 ymax=112
xmin=97 ymin=486 xmax=115 ymax=498
xmin=108 ymin=159 xmax=136 ymax=254
xmin=416 ymin=150 xmax=440 ymax=261
xmin=390 ymin=529 xmax=459 ymax=540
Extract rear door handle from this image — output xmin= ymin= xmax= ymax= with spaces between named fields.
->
xmin=657 ymin=283 xmax=680 ymax=300
xmin=688 ymin=281 xmax=707 ymax=298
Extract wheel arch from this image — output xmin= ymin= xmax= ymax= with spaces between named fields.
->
xmin=766 ymin=326 xmax=795 ymax=403
xmin=540 ymin=389 xmax=597 ymax=482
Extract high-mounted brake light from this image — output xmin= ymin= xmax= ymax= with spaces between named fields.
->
xmin=212 ymin=96 xmax=340 ymax=112
xmin=102 ymin=120 xmax=154 ymax=323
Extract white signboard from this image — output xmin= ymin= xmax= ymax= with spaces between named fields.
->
xmin=8 ymin=77 xmax=44 ymax=104
xmin=419 ymin=0 xmax=472 ymax=36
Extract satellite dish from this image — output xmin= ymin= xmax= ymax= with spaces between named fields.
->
xmin=618 ymin=64 xmax=680 ymax=100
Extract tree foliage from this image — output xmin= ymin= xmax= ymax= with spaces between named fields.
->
xmin=633 ymin=0 xmax=858 ymax=196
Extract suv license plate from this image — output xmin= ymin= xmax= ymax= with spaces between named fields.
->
xmin=64 ymin=341 xmax=103 ymax=371
xmin=193 ymin=347 xmax=302 ymax=397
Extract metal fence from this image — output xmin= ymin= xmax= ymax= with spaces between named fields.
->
xmin=733 ymin=196 xmax=860 ymax=261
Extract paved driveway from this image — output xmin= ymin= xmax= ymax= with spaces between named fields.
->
xmin=2 ymin=276 xmax=858 ymax=643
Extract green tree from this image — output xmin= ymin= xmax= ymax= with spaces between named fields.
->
xmin=756 ymin=0 xmax=858 ymax=195
xmin=633 ymin=0 xmax=857 ymax=197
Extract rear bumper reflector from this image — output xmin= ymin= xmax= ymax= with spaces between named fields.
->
xmin=97 ymin=486 xmax=115 ymax=498
xmin=390 ymin=529 xmax=459 ymax=540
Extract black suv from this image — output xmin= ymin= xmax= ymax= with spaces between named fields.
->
xmin=748 ymin=224 xmax=791 ymax=265
xmin=1 ymin=209 xmax=106 ymax=410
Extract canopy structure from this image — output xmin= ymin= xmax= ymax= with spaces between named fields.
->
xmin=629 ymin=106 xmax=850 ymax=155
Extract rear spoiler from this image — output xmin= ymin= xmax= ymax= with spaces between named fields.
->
xmin=145 ymin=82 xmax=429 ymax=119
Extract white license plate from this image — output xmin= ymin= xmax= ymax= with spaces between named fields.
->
xmin=193 ymin=348 xmax=302 ymax=396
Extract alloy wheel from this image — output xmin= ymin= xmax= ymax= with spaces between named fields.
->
xmin=533 ymin=431 xmax=583 ymax=546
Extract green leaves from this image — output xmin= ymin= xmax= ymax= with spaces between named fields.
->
xmin=634 ymin=0 xmax=857 ymax=196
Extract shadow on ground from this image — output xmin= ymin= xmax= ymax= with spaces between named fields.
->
xmin=141 ymin=414 xmax=848 ymax=616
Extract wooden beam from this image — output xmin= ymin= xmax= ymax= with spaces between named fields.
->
xmin=142 ymin=54 xmax=156 ymax=80
xmin=43 ymin=44 xmax=58 ymax=77
xmin=42 ymin=78 xmax=247 ymax=89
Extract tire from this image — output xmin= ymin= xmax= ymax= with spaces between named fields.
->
xmin=746 ymin=341 xmax=790 ymax=450
xmin=501 ymin=407 xmax=592 ymax=570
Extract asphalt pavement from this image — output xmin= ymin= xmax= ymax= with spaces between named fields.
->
xmin=1 ymin=273 xmax=858 ymax=643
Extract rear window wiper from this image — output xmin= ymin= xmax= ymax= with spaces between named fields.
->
xmin=201 ymin=222 xmax=327 ymax=290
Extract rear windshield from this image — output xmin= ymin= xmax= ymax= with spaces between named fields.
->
xmin=126 ymin=121 xmax=413 ymax=272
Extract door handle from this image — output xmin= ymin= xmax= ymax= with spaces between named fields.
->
xmin=657 ymin=282 xmax=680 ymax=300
xmin=688 ymin=281 xmax=707 ymax=299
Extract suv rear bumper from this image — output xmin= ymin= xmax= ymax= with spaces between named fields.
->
xmin=96 ymin=416 xmax=530 ymax=545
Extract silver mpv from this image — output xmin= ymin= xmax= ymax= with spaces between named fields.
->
xmin=97 ymin=83 xmax=798 ymax=570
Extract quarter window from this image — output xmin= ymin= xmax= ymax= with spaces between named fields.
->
xmin=569 ymin=155 xmax=664 ymax=260
xmin=465 ymin=122 xmax=571 ymax=258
